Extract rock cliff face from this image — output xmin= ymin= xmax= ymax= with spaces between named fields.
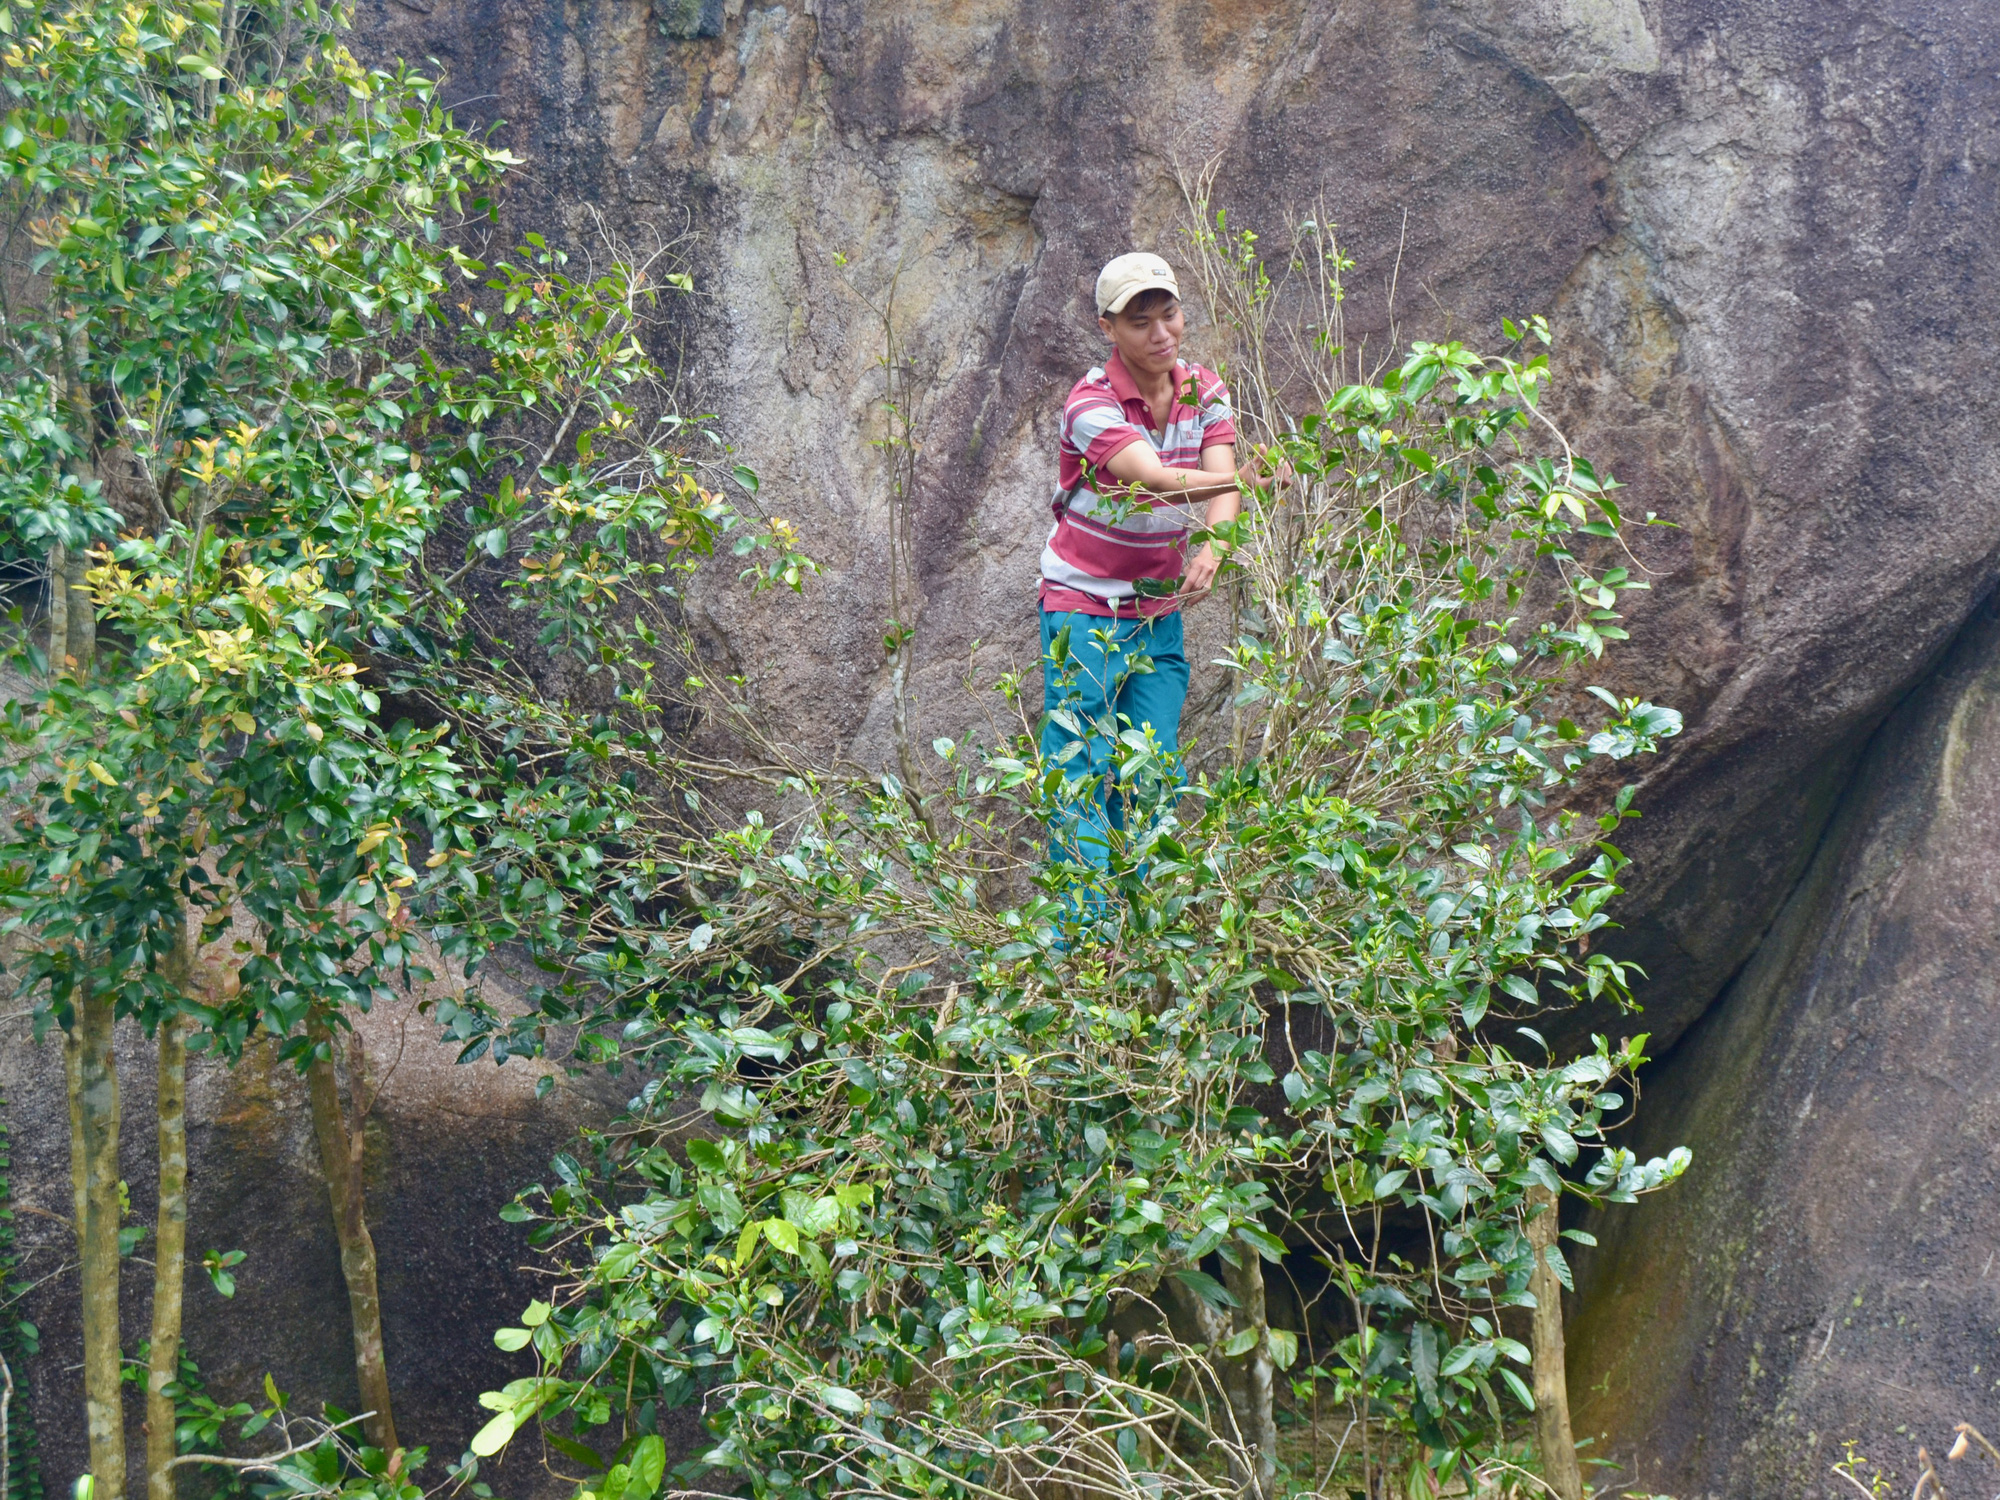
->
xmin=1569 ymin=591 xmax=2000 ymax=1496
xmin=13 ymin=0 xmax=2000 ymax=1493
xmin=340 ymin=0 xmax=2000 ymax=1034
xmin=351 ymin=0 xmax=2000 ymax=1049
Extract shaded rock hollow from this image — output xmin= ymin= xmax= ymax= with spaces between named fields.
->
xmin=1570 ymin=592 xmax=2000 ymax=1496
xmin=12 ymin=0 xmax=2000 ymax=1495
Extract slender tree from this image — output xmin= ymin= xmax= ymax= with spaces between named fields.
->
xmin=144 ymin=925 xmax=190 ymax=1500
xmin=0 ymin=0 xmax=800 ymax=1489
xmin=304 ymin=1016 xmax=396 ymax=1453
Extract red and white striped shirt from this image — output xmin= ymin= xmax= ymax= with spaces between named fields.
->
xmin=1040 ymin=350 xmax=1236 ymax=617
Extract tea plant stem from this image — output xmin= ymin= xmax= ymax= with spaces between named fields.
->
xmin=1 ymin=1343 xmax=13 ymax=1500
xmin=163 ymin=1412 xmax=370 ymax=1471
xmin=1527 ymin=1183 xmax=1582 ymax=1500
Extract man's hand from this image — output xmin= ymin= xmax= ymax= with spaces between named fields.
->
xmin=1180 ymin=542 xmax=1221 ymax=600
xmin=1246 ymin=443 xmax=1295 ymax=489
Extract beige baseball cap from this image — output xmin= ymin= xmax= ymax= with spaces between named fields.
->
xmin=1095 ymin=252 xmax=1181 ymax=316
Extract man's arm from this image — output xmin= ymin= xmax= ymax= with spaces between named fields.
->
xmin=1096 ymin=437 xmax=1242 ymax=502
xmin=1180 ymin=443 xmax=1241 ymax=597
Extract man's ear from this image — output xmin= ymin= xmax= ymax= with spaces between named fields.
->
xmin=1097 ymin=315 xmax=1114 ymax=340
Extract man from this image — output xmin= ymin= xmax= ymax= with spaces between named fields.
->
xmin=1038 ymin=250 xmax=1265 ymax=883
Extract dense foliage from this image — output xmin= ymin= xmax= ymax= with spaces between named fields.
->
xmin=0 ymin=0 xmax=799 ymax=1060
xmin=451 ymin=296 xmax=1691 ymax=1499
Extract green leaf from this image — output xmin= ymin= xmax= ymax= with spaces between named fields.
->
xmin=1410 ymin=1322 xmax=1441 ymax=1412
xmin=468 ymin=1409 xmax=519 ymax=1457
xmin=820 ymin=1385 xmax=865 ymax=1414
xmin=783 ymin=1192 xmax=840 ymax=1237
xmin=1267 ymin=1327 xmax=1299 ymax=1370
xmin=1543 ymin=1243 xmax=1574 ymax=1292
xmin=493 ymin=1327 xmax=531 ymax=1351
xmin=684 ymin=1138 xmax=727 ymax=1172
xmin=1236 ymin=1224 xmax=1288 ymax=1261
xmin=546 ymin=1433 xmax=607 ymax=1471
xmin=1222 ymin=1327 xmax=1260 ymax=1358
xmin=1171 ymin=1268 xmax=1239 ymax=1311
xmin=731 ymin=464 xmax=760 ymax=497
xmin=620 ymin=1435 xmax=665 ymax=1500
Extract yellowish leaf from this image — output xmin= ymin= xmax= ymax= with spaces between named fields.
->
xmin=86 ymin=761 xmax=118 ymax=786
xmin=230 ymin=711 xmax=255 ymax=734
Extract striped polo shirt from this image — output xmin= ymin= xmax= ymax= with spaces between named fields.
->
xmin=1040 ymin=350 xmax=1237 ymax=617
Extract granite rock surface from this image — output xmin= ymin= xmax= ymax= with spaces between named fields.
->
xmin=1570 ymin=593 xmax=2000 ymax=1496
xmin=349 ymin=0 xmax=2000 ymax=1044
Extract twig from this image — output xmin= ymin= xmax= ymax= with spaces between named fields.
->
xmin=164 ymin=1412 xmax=372 ymax=1471
xmin=1950 ymin=1422 xmax=2000 ymax=1469
xmin=1912 ymin=1445 xmax=1943 ymax=1500
xmin=1 ymin=1345 xmax=12 ymax=1500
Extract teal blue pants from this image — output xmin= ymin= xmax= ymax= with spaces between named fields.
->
xmin=1039 ymin=607 xmax=1189 ymax=874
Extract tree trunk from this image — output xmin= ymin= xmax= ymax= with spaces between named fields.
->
xmin=1160 ymin=1257 xmax=1278 ymax=1500
xmin=46 ymin=546 xmax=68 ymax=679
xmin=1217 ymin=1253 xmax=1279 ymax=1500
xmin=56 ymin=316 xmax=117 ymax=1495
xmin=63 ymin=545 xmax=94 ymax=677
xmin=50 ymin=318 xmax=98 ymax=680
xmin=145 ymin=1001 xmax=188 ymax=1500
xmin=304 ymin=1017 xmax=398 ymax=1453
xmin=1526 ymin=1183 xmax=1583 ymax=1500
xmin=70 ymin=984 xmax=125 ymax=1500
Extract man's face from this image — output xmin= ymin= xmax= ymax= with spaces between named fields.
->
xmin=1098 ymin=295 xmax=1184 ymax=376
